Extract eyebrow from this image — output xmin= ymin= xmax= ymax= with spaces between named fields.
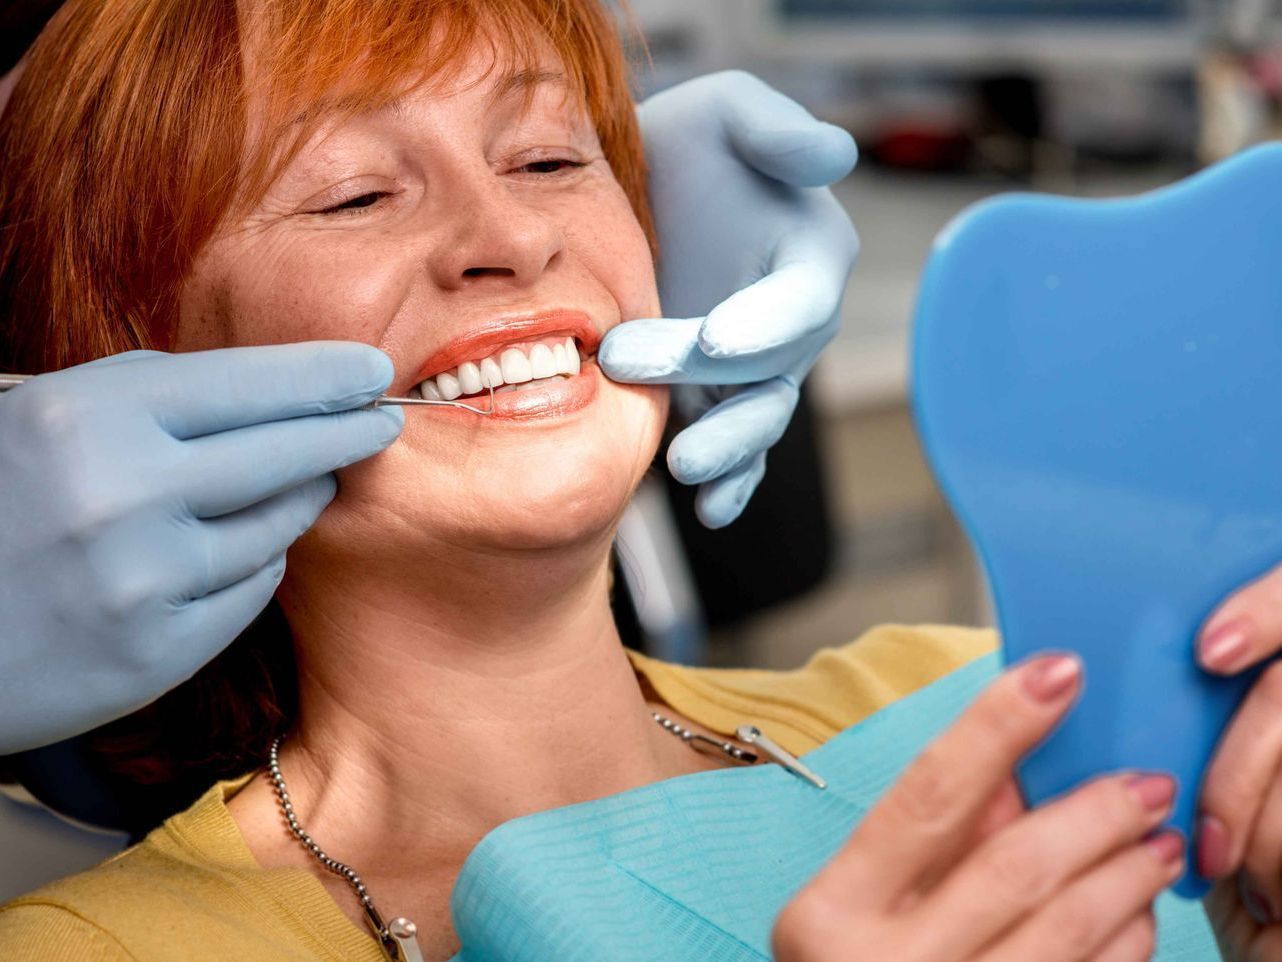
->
xmin=490 ymin=68 xmax=570 ymax=103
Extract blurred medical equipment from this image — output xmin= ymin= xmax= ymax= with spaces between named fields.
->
xmin=0 ymin=787 xmax=124 ymax=904
xmin=913 ymin=142 xmax=1282 ymax=899
xmin=616 ymin=477 xmax=706 ymax=664
xmin=1197 ymin=0 xmax=1282 ymax=164
xmin=614 ymin=382 xmax=836 ymax=667
xmin=446 ymin=652 xmax=1217 ymax=962
xmin=0 ymin=373 xmax=493 ymax=416
xmin=737 ymin=0 xmax=1202 ymax=71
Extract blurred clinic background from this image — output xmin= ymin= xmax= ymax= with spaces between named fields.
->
xmin=613 ymin=0 xmax=1282 ymax=674
xmin=6 ymin=0 xmax=1282 ymax=902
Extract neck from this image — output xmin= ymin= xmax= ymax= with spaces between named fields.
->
xmin=266 ymin=527 xmax=692 ymax=877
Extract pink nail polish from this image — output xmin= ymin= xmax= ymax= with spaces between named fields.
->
xmin=1127 ymin=774 xmax=1176 ymax=813
xmin=1199 ymin=620 xmax=1252 ymax=673
xmin=1146 ymin=831 xmax=1185 ymax=866
xmin=1196 ymin=814 xmax=1230 ymax=879
xmin=1022 ymin=655 xmax=1081 ymax=703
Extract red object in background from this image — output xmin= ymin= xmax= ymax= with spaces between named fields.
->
xmin=1247 ymin=52 xmax=1282 ymax=97
xmin=867 ymin=123 xmax=972 ymax=171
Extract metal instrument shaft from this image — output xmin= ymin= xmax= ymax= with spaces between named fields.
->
xmin=0 ymin=373 xmax=493 ymax=416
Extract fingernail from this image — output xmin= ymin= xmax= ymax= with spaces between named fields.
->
xmin=1196 ymin=814 xmax=1230 ymax=879
xmin=1241 ymin=878 xmax=1279 ymax=925
xmin=1127 ymin=774 xmax=1176 ymax=813
xmin=1146 ymin=830 xmax=1185 ymax=867
xmin=1022 ymin=654 xmax=1081 ymax=702
xmin=1199 ymin=619 xmax=1252 ymax=673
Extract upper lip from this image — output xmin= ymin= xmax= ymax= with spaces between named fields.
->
xmin=411 ymin=309 xmax=601 ymax=384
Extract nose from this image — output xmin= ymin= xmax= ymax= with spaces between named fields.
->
xmin=429 ymin=175 xmax=564 ymax=291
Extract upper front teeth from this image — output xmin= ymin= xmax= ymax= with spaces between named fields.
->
xmin=457 ymin=361 xmax=483 ymax=395
xmin=422 ymin=336 xmax=581 ymax=400
xmin=500 ymin=348 xmax=533 ymax=384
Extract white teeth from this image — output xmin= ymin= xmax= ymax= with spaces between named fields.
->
xmin=436 ymin=371 xmax=461 ymax=400
xmin=418 ymin=337 xmax=584 ymax=401
xmin=500 ymin=348 xmax=532 ymax=384
xmin=529 ymin=343 xmax=556 ymax=379
xmin=457 ymin=361 xmax=482 ymax=395
xmin=480 ymin=356 xmax=503 ymax=389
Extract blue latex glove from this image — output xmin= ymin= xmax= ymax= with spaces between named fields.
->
xmin=0 ymin=343 xmax=402 ymax=753
xmin=599 ymin=71 xmax=859 ymax=528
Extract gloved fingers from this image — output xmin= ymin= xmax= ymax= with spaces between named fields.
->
xmin=666 ymin=378 xmax=798 ymax=485
xmin=698 ymin=221 xmax=857 ymax=360
xmin=599 ymin=318 xmax=704 ymax=383
xmin=168 ymin=551 xmax=289 ymax=681
xmin=180 ymin=405 xmax=403 ymax=518
xmin=109 ymin=342 xmax=394 ymax=440
xmin=712 ymin=71 xmax=859 ymax=188
xmin=693 ymin=453 xmax=767 ymax=530
xmin=192 ymin=476 xmax=336 ymax=598
xmin=599 ymin=318 xmax=817 ymax=386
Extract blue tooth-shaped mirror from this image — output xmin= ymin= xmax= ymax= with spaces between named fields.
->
xmin=912 ymin=143 xmax=1282 ymax=898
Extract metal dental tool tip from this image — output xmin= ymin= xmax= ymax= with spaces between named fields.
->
xmin=369 ymin=384 xmax=495 ymax=416
xmin=736 ymin=725 xmax=827 ymax=789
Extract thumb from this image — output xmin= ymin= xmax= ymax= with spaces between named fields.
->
xmin=713 ymin=71 xmax=858 ymax=188
xmin=1197 ymin=562 xmax=1282 ymax=674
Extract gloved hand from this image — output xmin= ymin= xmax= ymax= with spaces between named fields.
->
xmin=0 ymin=343 xmax=402 ymax=753
xmin=599 ymin=71 xmax=860 ymax=528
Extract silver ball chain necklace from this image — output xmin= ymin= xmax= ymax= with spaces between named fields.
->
xmin=267 ymin=716 xmax=823 ymax=962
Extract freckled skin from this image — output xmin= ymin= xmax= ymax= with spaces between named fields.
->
xmin=176 ymin=46 xmax=668 ymax=566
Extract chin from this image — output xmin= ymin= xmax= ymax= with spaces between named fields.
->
xmin=449 ymin=386 xmax=667 ymax=552
xmin=464 ymin=457 xmax=644 ymax=551
xmin=325 ymin=382 xmax=667 ymax=558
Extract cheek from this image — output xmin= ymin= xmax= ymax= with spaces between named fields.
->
xmin=176 ymin=232 xmax=416 ymax=351
xmin=560 ymin=190 xmax=660 ymax=322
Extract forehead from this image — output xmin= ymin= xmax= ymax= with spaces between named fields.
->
xmin=234 ymin=4 xmax=589 ymax=195
xmin=238 ymin=2 xmax=583 ymax=125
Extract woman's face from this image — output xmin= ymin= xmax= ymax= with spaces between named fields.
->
xmin=177 ymin=44 xmax=667 ymax=560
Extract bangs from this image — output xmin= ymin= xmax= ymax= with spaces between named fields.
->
xmin=239 ymin=0 xmax=640 ymax=210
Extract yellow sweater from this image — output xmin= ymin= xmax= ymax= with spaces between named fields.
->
xmin=0 ymin=624 xmax=996 ymax=962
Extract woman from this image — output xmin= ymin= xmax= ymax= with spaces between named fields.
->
xmin=0 ymin=1 xmax=1207 ymax=960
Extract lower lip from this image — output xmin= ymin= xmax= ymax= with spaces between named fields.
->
xmin=430 ymin=359 xmax=600 ymax=422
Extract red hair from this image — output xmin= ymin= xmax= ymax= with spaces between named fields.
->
xmin=0 ymin=0 xmax=652 ymax=374
xmin=0 ymin=0 xmax=650 ymax=826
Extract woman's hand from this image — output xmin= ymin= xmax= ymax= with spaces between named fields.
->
xmin=773 ymin=655 xmax=1183 ymax=962
xmin=1193 ymin=565 xmax=1282 ymax=958
xmin=599 ymin=71 xmax=859 ymax=528
xmin=0 ymin=343 xmax=401 ymax=754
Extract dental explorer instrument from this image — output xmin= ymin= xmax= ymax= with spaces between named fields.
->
xmin=0 ymin=373 xmax=494 ymax=416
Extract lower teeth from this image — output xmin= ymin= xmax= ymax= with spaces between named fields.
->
xmin=492 ymin=375 xmax=569 ymax=396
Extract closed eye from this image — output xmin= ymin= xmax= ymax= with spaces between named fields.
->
xmin=517 ymin=159 xmax=587 ymax=175
xmin=318 ymin=191 xmax=391 ymax=214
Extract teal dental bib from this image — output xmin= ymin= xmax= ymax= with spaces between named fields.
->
xmin=913 ymin=144 xmax=1282 ymax=899
xmin=447 ymin=654 xmax=1215 ymax=961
